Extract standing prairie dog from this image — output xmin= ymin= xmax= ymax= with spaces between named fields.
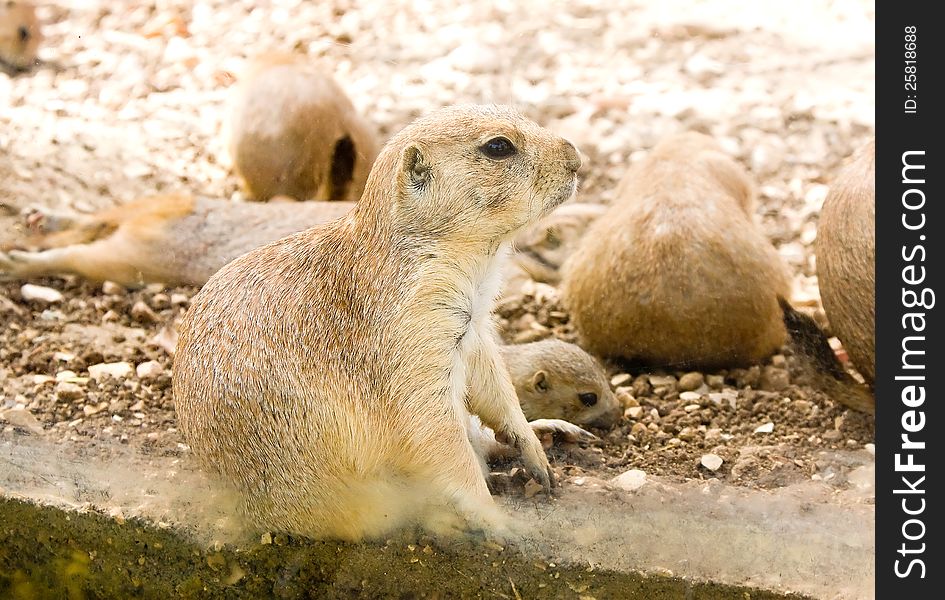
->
xmin=562 ymin=132 xmax=791 ymax=368
xmin=227 ymin=53 xmax=380 ymax=202
xmin=0 ymin=1 xmax=40 ymax=72
xmin=816 ymin=140 xmax=875 ymax=383
xmin=0 ymin=195 xmax=355 ymax=286
xmin=173 ymin=105 xmax=581 ymax=540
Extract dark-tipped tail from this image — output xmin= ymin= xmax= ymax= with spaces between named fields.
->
xmin=780 ymin=297 xmax=875 ymax=415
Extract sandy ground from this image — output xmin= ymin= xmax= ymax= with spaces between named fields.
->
xmin=2 ymin=1 xmax=875 ymax=596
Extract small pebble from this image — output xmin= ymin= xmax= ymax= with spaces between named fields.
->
xmin=88 ymin=361 xmax=134 ymax=380
xmin=678 ymin=372 xmax=704 ymax=391
xmin=0 ymin=408 xmax=45 ymax=434
xmin=102 ymin=281 xmax=126 ymax=295
xmin=700 ymin=454 xmax=724 ymax=471
xmin=136 ymin=360 xmax=164 ymax=380
xmin=610 ymin=373 xmax=631 ymax=387
xmin=55 ymin=381 xmax=85 ymax=401
xmin=611 ymin=469 xmax=647 ymax=492
xmin=754 ymin=422 xmax=774 ymax=434
xmin=131 ymin=301 xmax=159 ymax=323
xmin=679 ymin=391 xmax=702 ymax=402
xmin=20 ymin=284 xmax=64 ymax=304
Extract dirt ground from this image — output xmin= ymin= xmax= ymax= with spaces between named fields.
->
xmin=2 ymin=1 xmax=875 ymax=499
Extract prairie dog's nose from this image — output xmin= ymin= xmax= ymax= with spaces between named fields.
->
xmin=561 ymin=140 xmax=582 ymax=172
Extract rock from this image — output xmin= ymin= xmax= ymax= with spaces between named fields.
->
xmin=708 ymin=390 xmax=738 ymax=410
xmin=102 ymin=281 xmax=126 ymax=295
xmin=136 ymin=360 xmax=164 ymax=380
xmin=55 ymin=381 xmax=85 ymax=401
xmin=683 ymin=404 xmax=700 ymax=412
xmin=55 ymin=370 xmax=79 ymax=382
xmin=754 ymin=422 xmax=775 ymax=434
xmin=88 ymin=361 xmax=134 ymax=380
xmin=679 ymin=391 xmax=702 ymax=402
xmin=20 ymin=284 xmax=64 ymax=304
xmin=53 ymin=351 xmax=76 ymax=363
xmin=700 ymin=453 xmax=724 ymax=471
xmin=678 ymin=372 xmax=704 ymax=392
xmin=131 ymin=301 xmax=159 ymax=324
xmin=617 ymin=389 xmax=638 ymax=408
xmin=731 ymin=366 xmax=761 ymax=388
xmin=706 ymin=374 xmax=725 ymax=389
xmin=610 ymin=373 xmax=631 ymax=387
xmin=611 ymin=469 xmax=647 ymax=492
xmin=624 ymin=406 xmax=643 ymax=419
xmin=630 ymin=422 xmax=647 ymax=437
xmin=760 ymin=366 xmax=790 ymax=391
xmin=648 ymin=375 xmax=676 ymax=387
xmin=0 ymin=408 xmax=44 ymax=434
xmin=524 ymin=478 xmax=544 ymax=498
xmin=170 ymin=293 xmax=190 ymax=306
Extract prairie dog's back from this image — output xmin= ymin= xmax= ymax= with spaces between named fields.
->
xmin=0 ymin=1 xmax=40 ymax=71
xmin=227 ymin=53 xmax=380 ymax=202
xmin=563 ymin=132 xmax=791 ymax=368
xmin=815 ymin=140 xmax=875 ymax=382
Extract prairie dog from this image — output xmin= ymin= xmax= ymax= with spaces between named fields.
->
xmin=0 ymin=1 xmax=40 ymax=72
xmin=815 ymin=140 xmax=875 ymax=383
xmin=227 ymin=53 xmax=380 ymax=202
xmin=0 ymin=195 xmax=355 ymax=286
xmin=1 ymin=198 xmax=585 ymax=289
xmin=500 ymin=339 xmax=620 ymax=429
xmin=562 ymin=132 xmax=791 ymax=368
xmin=173 ymin=105 xmax=581 ymax=540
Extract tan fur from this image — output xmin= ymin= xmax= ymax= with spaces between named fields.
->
xmin=227 ymin=53 xmax=380 ymax=202
xmin=561 ymin=132 xmax=791 ymax=368
xmin=173 ymin=105 xmax=581 ymax=540
xmin=0 ymin=194 xmax=354 ymax=286
xmin=815 ymin=140 xmax=875 ymax=382
xmin=499 ymin=340 xmax=620 ymax=428
xmin=0 ymin=1 xmax=40 ymax=72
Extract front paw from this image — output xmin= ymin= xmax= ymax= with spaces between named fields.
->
xmin=507 ymin=429 xmax=555 ymax=493
xmin=529 ymin=419 xmax=598 ymax=445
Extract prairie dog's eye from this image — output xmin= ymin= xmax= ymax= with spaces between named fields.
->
xmin=578 ymin=392 xmax=598 ymax=407
xmin=480 ymin=137 xmax=517 ymax=160
xmin=18 ymin=26 xmax=31 ymax=43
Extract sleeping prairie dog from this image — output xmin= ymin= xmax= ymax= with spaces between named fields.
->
xmin=0 ymin=1 xmax=41 ymax=72
xmin=562 ymin=132 xmax=791 ymax=368
xmin=173 ymin=105 xmax=581 ymax=540
xmin=227 ymin=53 xmax=380 ymax=202
xmin=1 ymin=197 xmax=586 ymax=289
xmin=500 ymin=339 xmax=620 ymax=429
xmin=0 ymin=194 xmax=354 ymax=286
xmin=815 ymin=139 xmax=875 ymax=383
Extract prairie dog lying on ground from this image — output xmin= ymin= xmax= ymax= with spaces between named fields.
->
xmin=1 ymin=196 xmax=588 ymax=289
xmin=500 ymin=339 xmax=620 ymax=429
xmin=0 ymin=195 xmax=354 ymax=286
xmin=226 ymin=53 xmax=380 ymax=202
xmin=173 ymin=105 xmax=582 ymax=540
xmin=562 ymin=132 xmax=791 ymax=369
xmin=815 ymin=140 xmax=875 ymax=383
xmin=0 ymin=1 xmax=40 ymax=73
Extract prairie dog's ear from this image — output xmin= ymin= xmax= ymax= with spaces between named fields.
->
xmin=531 ymin=370 xmax=549 ymax=393
xmin=401 ymin=143 xmax=431 ymax=197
